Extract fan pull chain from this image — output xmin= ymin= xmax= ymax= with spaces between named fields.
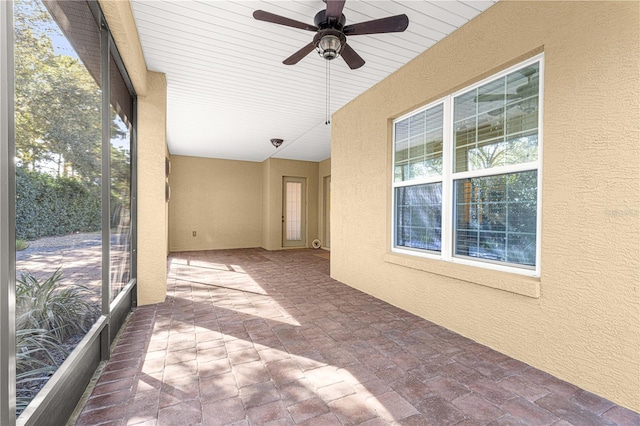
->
xmin=325 ymin=60 xmax=331 ymax=125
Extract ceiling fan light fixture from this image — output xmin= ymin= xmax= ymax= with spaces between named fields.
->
xmin=254 ymin=1 xmax=409 ymax=69
xmin=317 ymin=34 xmax=341 ymax=60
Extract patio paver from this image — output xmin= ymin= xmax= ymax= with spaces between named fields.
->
xmin=74 ymin=248 xmax=640 ymax=425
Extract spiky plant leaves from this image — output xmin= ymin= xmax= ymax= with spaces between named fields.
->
xmin=16 ymin=268 xmax=98 ymax=343
xmin=15 ymin=327 xmax=67 ymax=413
xmin=15 ymin=328 xmax=65 ymax=369
xmin=16 ymin=239 xmax=30 ymax=251
xmin=15 ymin=268 xmax=97 ymax=416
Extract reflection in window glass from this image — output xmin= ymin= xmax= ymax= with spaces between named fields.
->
xmin=110 ymin=109 xmax=131 ymax=300
xmin=392 ymin=57 xmax=541 ymax=273
xmin=395 ymin=183 xmax=442 ymax=252
xmin=394 ymin=104 xmax=443 ymax=182
xmin=109 ymin=52 xmax=133 ymax=301
xmin=286 ymin=182 xmax=302 ymax=241
xmin=14 ymin=0 xmax=101 ymax=415
xmin=454 ymin=63 xmax=539 ymax=173
xmin=454 ymin=171 xmax=537 ymax=267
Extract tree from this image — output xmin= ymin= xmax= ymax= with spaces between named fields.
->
xmin=13 ymin=0 xmax=54 ymax=170
xmin=37 ymin=54 xmax=102 ymax=182
xmin=14 ymin=0 xmax=102 ymax=182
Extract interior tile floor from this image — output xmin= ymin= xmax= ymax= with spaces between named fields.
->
xmin=74 ymin=249 xmax=640 ymax=426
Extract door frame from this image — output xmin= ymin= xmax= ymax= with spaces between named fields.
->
xmin=323 ymin=175 xmax=331 ymax=249
xmin=282 ymin=176 xmax=307 ymax=248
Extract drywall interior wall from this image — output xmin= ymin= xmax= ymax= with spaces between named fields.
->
xmin=331 ymin=0 xmax=639 ymax=411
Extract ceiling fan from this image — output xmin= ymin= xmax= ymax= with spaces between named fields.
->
xmin=253 ymin=0 xmax=409 ymax=70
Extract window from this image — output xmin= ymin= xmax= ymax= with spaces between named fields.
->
xmin=392 ymin=55 xmax=542 ymax=276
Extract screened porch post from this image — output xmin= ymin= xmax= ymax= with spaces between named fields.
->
xmin=0 ymin=1 xmax=17 ymax=423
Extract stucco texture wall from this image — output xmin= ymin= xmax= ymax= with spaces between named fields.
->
xmin=318 ymin=158 xmax=331 ymax=249
xmin=331 ymin=0 xmax=639 ymax=411
xmin=169 ymin=156 xmax=263 ymax=251
xmin=98 ymin=0 xmax=147 ymax=96
xmin=100 ymin=0 xmax=169 ymax=306
xmin=136 ymin=71 xmax=168 ymax=305
xmin=262 ymin=158 xmax=319 ymax=251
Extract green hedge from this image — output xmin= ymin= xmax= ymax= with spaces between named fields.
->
xmin=16 ymin=168 xmax=102 ymax=240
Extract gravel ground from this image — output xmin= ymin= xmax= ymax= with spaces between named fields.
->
xmin=16 ymin=232 xmax=102 ymax=261
xmin=20 ymin=231 xmax=101 ymax=251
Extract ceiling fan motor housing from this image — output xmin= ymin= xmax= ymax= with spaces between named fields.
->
xmin=252 ymin=0 xmax=409 ymax=69
xmin=313 ymin=10 xmax=347 ymax=60
xmin=314 ymin=10 xmax=346 ymax=29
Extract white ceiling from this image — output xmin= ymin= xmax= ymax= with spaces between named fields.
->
xmin=130 ymin=0 xmax=497 ymax=163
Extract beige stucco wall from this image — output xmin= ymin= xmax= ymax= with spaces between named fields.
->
xmin=137 ymin=71 xmax=168 ymax=305
xmin=169 ymin=156 xmax=263 ymax=251
xmin=261 ymin=158 xmax=272 ymax=250
xmin=262 ymin=158 xmax=319 ymax=251
xmin=318 ymin=158 xmax=331 ymax=249
xmin=332 ymin=0 xmax=639 ymax=411
xmin=100 ymin=0 xmax=168 ymax=305
xmin=98 ymin=0 xmax=147 ymax=96
xmin=166 ymin=145 xmax=170 ymax=256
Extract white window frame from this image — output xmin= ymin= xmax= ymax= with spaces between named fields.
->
xmin=391 ymin=54 xmax=544 ymax=277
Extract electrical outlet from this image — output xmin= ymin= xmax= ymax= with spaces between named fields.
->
xmin=192 ymin=231 xmax=196 ymax=237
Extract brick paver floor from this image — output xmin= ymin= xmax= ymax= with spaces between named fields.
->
xmin=75 ymin=248 xmax=640 ymax=425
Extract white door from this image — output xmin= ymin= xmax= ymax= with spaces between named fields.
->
xmin=282 ymin=177 xmax=306 ymax=247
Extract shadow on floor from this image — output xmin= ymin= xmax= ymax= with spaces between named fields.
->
xmin=75 ymin=248 xmax=639 ymax=426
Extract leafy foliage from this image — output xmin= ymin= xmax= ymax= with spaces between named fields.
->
xmin=16 ymin=268 xmax=99 ymax=342
xmin=14 ymin=0 xmax=102 ymax=180
xmin=15 ymin=328 xmax=63 ymax=413
xmin=16 ymin=239 xmax=30 ymax=251
xmin=14 ymin=0 xmax=131 ymax=240
xmin=14 ymin=0 xmax=103 ymax=240
xmin=16 ymin=167 xmax=101 ymax=240
xmin=15 ymin=269 xmax=99 ymax=415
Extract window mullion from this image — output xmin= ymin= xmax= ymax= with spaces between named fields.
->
xmin=391 ymin=118 xmax=397 ymax=251
xmin=535 ymin=58 xmax=545 ymax=274
xmin=442 ymin=96 xmax=453 ymax=262
xmin=452 ymin=162 xmax=539 ymax=180
xmin=394 ymin=176 xmax=443 ymax=188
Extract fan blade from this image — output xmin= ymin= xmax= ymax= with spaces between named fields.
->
xmin=253 ymin=10 xmax=318 ymax=31
xmin=487 ymin=103 xmax=519 ymax=116
xmin=326 ymin=0 xmax=346 ymax=20
xmin=475 ymin=93 xmax=521 ymax=102
xmin=340 ymin=43 xmax=365 ymax=69
xmin=283 ymin=42 xmax=317 ymax=65
xmin=343 ymin=14 xmax=409 ymax=36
